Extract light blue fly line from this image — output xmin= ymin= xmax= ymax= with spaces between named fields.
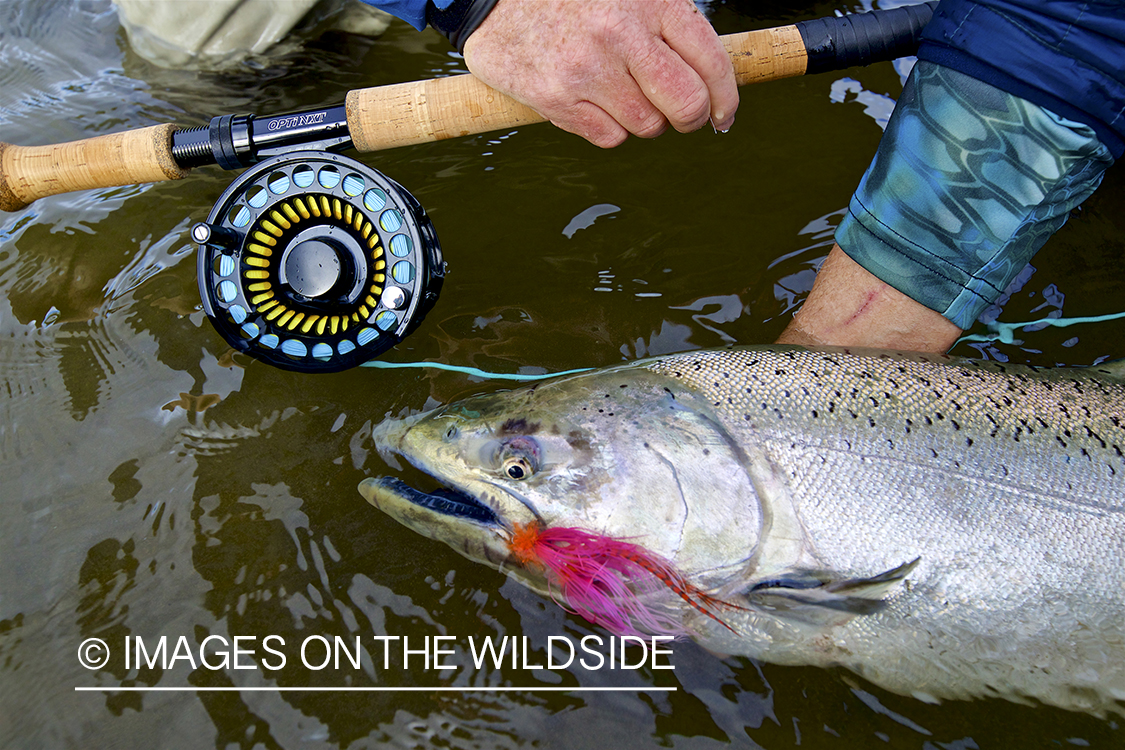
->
xmin=958 ymin=310 xmax=1125 ymax=345
xmin=363 ymin=311 xmax=1125 ymax=377
xmin=360 ymin=360 xmax=593 ymax=381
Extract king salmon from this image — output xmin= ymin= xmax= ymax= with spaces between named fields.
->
xmin=361 ymin=346 xmax=1125 ymax=715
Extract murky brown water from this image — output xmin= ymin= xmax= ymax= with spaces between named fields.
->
xmin=2 ymin=1 xmax=1123 ymax=748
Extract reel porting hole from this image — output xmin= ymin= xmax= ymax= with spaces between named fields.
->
xmin=195 ymin=152 xmax=443 ymax=373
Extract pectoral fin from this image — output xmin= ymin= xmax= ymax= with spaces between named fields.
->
xmin=745 ymin=557 xmax=919 ymax=624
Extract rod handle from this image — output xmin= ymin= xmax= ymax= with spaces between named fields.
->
xmin=0 ymin=124 xmax=188 ymax=212
xmin=345 ymin=26 xmax=808 ymax=152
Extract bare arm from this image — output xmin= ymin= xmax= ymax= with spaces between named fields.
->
xmin=776 ymin=244 xmax=962 ymax=354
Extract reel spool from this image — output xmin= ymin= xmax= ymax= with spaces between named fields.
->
xmin=194 ymin=151 xmax=443 ymax=372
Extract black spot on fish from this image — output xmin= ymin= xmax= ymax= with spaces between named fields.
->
xmin=567 ymin=432 xmax=591 ymax=451
xmin=499 ymin=418 xmax=539 ymax=435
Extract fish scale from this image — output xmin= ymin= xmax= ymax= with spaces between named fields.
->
xmin=646 ymin=347 xmax=1125 ymax=710
xmin=646 ymin=347 xmax=1124 ymax=501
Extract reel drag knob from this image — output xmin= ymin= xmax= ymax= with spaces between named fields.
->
xmin=195 ymin=151 xmax=443 ymax=373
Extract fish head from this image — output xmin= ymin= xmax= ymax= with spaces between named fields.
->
xmin=361 ymin=364 xmax=763 ymax=602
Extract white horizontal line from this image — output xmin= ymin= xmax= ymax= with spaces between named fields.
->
xmin=75 ymin=686 xmax=675 ymax=693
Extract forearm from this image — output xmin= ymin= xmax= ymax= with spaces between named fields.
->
xmin=776 ymin=245 xmax=961 ymax=354
xmin=782 ymin=59 xmax=1114 ymax=355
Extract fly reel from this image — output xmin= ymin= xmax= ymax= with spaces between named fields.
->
xmin=194 ymin=151 xmax=443 ymax=373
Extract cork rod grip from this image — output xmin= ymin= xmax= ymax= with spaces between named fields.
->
xmin=0 ymin=25 xmax=812 ymax=209
xmin=0 ymin=124 xmax=188 ymax=212
xmin=346 ymin=26 xmax=808 ymax=152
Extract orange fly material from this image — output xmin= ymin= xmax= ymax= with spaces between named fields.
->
xmin=507 ymin=521 xmax=546 ymax=568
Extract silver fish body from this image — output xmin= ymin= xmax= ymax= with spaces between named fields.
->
xmin=362 ymin=346 xmax=1125 ymax=715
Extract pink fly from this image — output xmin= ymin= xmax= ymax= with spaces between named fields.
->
xmin=507 ymin=522 xmax=742 ymax=637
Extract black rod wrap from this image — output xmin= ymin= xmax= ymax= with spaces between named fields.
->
xmin=796 ymin=2 xmax=937 ymax=76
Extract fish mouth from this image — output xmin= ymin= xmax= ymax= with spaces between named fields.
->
xmin=360 ymin=473 xmax=533 ymax=577
xmin=363 ymin=476 xmax=500 ymax=526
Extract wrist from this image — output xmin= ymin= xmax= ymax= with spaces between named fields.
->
xmin=426 ymin=0 xmax=501 ymax=53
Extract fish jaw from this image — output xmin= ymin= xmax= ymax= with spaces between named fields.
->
xmin=358 ymin=476 xmax=523 ymax=575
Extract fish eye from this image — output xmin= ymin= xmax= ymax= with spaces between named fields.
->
xmin=444 ymin=424 xmax=459 ymax=440
xmin=487 ymin=436 xmax=540 ymax=479
xmin=503 ymin=457 xmax=531 ymax=480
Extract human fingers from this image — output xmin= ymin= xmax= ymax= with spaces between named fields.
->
xmin=655 ymin=1 xmax=739 ymax=131
xmin=625 ymin=42 xmax=714 ymax=135
xmin=547 ymin=98 xmax=638 ymax=149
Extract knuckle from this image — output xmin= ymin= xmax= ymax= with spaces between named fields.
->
xmin=551 ymin=105 xmax=628 ymax=149
xmin=668 ymin=86 xmax=711 ymax=131
xmin=632 ymin=112 xmax=669 ymax=139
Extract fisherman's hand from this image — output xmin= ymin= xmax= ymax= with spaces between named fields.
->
xmin=462 ymin=0 xmax=738 ymax=148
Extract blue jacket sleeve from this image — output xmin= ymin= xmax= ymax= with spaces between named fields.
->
xmin=918 ymin=0 xmax=1125 ymax=159
xmin=360 ymin=0 xmax=455 ymax=31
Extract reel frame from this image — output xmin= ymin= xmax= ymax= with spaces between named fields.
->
xmin=195 ymin=151 xmax=443 ymax=373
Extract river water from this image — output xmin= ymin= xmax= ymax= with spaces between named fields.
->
xmin=2 ymin=1 xmax=1123 ymax=747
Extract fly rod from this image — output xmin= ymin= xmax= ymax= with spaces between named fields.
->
xmin=0 ymin=3 xmax=936 ymax=373
xmin=0 ymin=3 xmax=935 ymax=213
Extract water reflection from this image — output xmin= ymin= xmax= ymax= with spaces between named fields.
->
xmin=1 ymin=0 xmax=1123 ymax=747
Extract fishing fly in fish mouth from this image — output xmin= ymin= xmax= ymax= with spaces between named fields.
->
xmin=361 ymin=345 xmax=1125 ymax=717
